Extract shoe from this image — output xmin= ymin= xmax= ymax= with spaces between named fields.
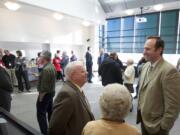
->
xmin=27 ymin=90 xmax=31 ymax=92
xmin=88 ymin=81 xmax=93 ymax=83
xmin=134 ymin=96 xmax=138 ymax=99
xmin=130 ymin=104 xmax=133 ymax=112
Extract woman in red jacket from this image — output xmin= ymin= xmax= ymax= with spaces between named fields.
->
xmin=53 ymin=54 xmax=64 ymax=82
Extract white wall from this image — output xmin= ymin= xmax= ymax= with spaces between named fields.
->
xmin=0 ymin=6 xmax=96 ymax=60
xmin=0 ymin=41 xmax=44 ymax=59
xmin=0 ymin=7 xmax=88 ymax=43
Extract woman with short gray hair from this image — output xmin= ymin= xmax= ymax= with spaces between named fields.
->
xmin=82 ymin=83 xmax=140 ymax=135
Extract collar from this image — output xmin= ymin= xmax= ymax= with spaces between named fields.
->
xmin=70 ymin=81 xmax=83 ymax=92
xmin=150 ymin=57 xmax=162 ymax=69
xmin=102 ymin=118 xmax=125 ymax=123
xmin=43 ymin=62 xmax=50 ymax=68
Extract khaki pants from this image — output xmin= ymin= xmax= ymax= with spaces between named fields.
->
xmin=6 ymin=68 xmax=18 ymax=86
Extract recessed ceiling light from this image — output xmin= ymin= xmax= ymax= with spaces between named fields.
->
xmin=45 ymin=40 xmax=50 ymax=43
xmin=125 ymin=9 xmax=134 ymax=15
xmin=82 ymin=21 xmax=91 ymax=27
xmin=53 ymin=13 xmax=63 ymax=20
xmin=95 ymin=7 xmax=99 ymax=13
xmin=4 ymin=1 xmax=21 ymax=11
xmin=105 ymin=0 xmax=120 ymax=3
xmin=154 ymin=4 xmax=163 ymax=11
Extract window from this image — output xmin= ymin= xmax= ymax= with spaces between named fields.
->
xmin=134 ymin=13 xmax=159 ymax=53
xmin=178 ymin=20 xmax=180 ymax=53
xmin=160 ymin=10 xmax=178 ymax=54
xmin=99 ymin=25 xmax=105 ymax=48
xmin=100 ymin=9 xmax=180 ymax=54
xmin=107 ymin=19 xmax=121 ymax=52
xmin=120 ymin=16 xmax=134 ymax=53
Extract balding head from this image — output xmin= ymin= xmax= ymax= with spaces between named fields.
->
xmin=65 ymin=61 xmax=87 ymax=87
xmin=4 ymin=50 xmax=10 ymax=55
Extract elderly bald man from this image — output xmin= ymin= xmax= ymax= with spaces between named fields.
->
xmin=49 ymin=61 xmax=95 ymax=135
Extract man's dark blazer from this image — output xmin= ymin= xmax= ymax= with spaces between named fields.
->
xmin=85 ymin=51 xmax=92 ymax=65
xmin=98 ymin=57 xmax=123 ymax=86
xmin=49 ymin=81 xmax=94 ymax=135
xmin=0 ymin=66 xmax=13 ymax=111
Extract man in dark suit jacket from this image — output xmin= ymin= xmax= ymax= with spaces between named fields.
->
xmin=0 ymin=66 xmax=13 ymax=112
xmin=85 ymin=47 xmax=93 ymax=83
xmin=98 ymin=52 xmax=123 ymax=86
xmin=49 ymin=61 xmax=95 ymax=135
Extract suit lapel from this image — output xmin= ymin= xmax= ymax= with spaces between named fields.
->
xmin=139 ymin=63 xmax=150 ymax=90
xmin=66 ymin=81 xmax=94 ymax=120
xmin=140 ymin=59 xmax=164 ymax=90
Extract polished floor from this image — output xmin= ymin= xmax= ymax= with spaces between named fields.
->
xmin=11 ymin=76 xmax=180 ymax=134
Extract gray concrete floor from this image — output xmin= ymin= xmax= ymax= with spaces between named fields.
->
xmin=11 ymin=76 xmax=180 ymax=135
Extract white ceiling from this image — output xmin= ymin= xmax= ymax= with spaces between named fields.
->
xmin=17 ymin=0 xmax=106 ymax=24
xmin=1 ymin=0 xmax=179 ymax=20
xmin=99 ymin=0 xmax=180 ymax=18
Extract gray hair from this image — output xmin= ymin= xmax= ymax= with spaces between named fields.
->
xmin=100 ymin=83 xmax=131 ymax=121
xmin=64 ymin=61 xmax=83 ymax=80
xmin=127 ymin=59 xmax=134 ymax=65
xmin=41 ymin=50 xmax=51 ymax=61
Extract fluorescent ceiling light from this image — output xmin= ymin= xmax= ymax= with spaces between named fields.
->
xmin=4 ymin=1 xmax=21 ymax=11
xmin=82 ymin=21 xmax=91 ymax=27
xmin=105 ymin=0 xmax=122 ymax=3
xmin=44 ymin=40 xmax=50 ymax=43
xmin=53 ymin=13 xmax=63 ymax=20
xmin=125 ymin=9 xmax=134 ymax=15
xmin=154 ymin=4 xmax=163 ymax=11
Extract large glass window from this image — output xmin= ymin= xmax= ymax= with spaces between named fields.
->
xmin=99 ymin=25 xmax=105 ymax=48
xmin=178 ymin=20 xmax=180 ymax=53
xmin=120 ymin=16 xmax=134 ymax=53
xmin=160 ymin=10 xmax=179 ymax=54
xmin=107 ymin=19 xmax=120 ymax=52
xmin=100 ymin=9 xmax=180 ymax=54
xmin=134 ymin=13 xmax=159 ymax=53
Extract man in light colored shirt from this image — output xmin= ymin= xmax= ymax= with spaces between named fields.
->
xmin=137 ymin=36 xmax=180 ymax=135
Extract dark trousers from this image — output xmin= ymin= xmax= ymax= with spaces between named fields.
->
xmin=56 ymin=71 xmax=64 ymax=81
xmin=38 ymin=68 xmax=43 ymax=73
xmin=135 ymin=80 xmax=140 ymax=97
xmin=86 ymin=63 xmax=92 ymax=82
xmin=0 ymin=92 xmax=11 ymax=112
xmin=124 ymin=83 xmax=134 ymax=93
xmin=15 ymin=70 xmax=30 ymax=91
xmin=36 ymin=92 xmax=54 ymax=135
xmin=124 ymin=83 xmax=134 ymax=111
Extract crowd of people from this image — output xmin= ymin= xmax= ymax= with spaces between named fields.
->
xmin=0 ymin=35 xmax=180 ymax=135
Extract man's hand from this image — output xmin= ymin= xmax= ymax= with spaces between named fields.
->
xmin=39 ymin=92 xmax=47 ymax=102
xmin=156 ymin=127 xmax=169 ymax=135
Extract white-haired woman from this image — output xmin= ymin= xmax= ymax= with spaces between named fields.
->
xmin=123 ymin=59 xmax=135 ymax=112
xmin=123 ymin=59 xmax=135 ymax=93
xmin=82 ymin=83 xmax=140 ymax=135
